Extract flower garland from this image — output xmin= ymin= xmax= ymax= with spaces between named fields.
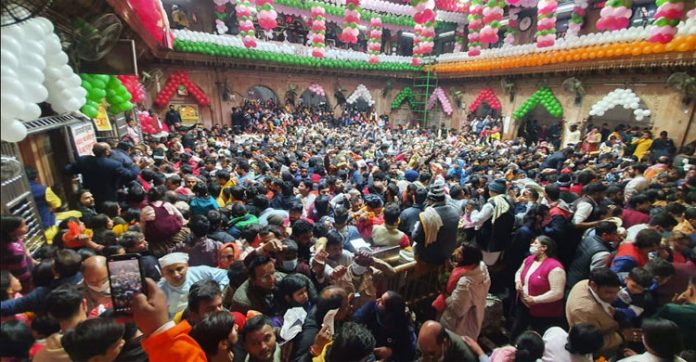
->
xmin=341 ymin=0 xmax=361 ymax=43
xmin=257 ymin=0 xmax=279 ymax=32
xmin=454 ymin=23 xmax=466 ymax=52
xmin=504 ymin=7 xmax=520 ymax=45
xmin=536 ymin=0 xmax=557 ymax=48
xmin=427 ymin=87 xmax=453 ymax=115
xmin=480 ymin=0 xmax=504 ymax=44
xmin=648 ymin=0 xmax=686 ymax=44
xmin=308 ymin=83 xmax=326 ymax=97
xmin=567 ymin=0 xmax=588 ymax=37
xmin=237 ymin=0 xmax=257 ymax=48
xmin=310 ymin=6 xmax=327 ymax=58
xmin=411 ymin=0 xmax=436 ymax=65
xmin=347 ymin=84 xmax=375 ymax=105
xmin=467 ymin=0 xmax=484 ymax=56
xmin=367 ymin=17 xmax=382 ymax=63
xmin=597 ymin=0 xmax=631 ymax=31
xmin=512 ymin=87 xmax=562 ymax=120
xmin=468 ymin=87 xmax=501 ymax=113
xmin=391 ymin=87 xmax=416 ymax=109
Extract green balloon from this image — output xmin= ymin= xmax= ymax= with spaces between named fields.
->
xmin=121 ymin=101 xmax=134 ymax=111
xmin=92 ymin=80 xmax=106 ymax=90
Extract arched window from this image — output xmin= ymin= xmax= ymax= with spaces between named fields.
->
xmin=247 ymin=86 xmax=279 ymax=104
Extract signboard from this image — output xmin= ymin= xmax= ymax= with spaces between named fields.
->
xmin=177 ymin=104 xmax=200 ymax=125
xmin=69 ymin=121 xmax=97 ymax=157
xmin=93 ymin=101 xmax=113 ymax=132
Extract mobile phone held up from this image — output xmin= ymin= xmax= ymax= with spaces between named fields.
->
xmin=106 ymin=254 xmax=145 ymax=315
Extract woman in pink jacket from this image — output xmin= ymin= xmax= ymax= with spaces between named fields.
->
xmin=511 ymin=235 xmax=566 ymax=338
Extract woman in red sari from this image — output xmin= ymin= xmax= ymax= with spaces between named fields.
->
xmin=432 ymin=243 xmax=491 ymax=339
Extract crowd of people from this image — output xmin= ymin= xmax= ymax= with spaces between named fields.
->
xmin=1 ymin=100 xmax=695 ymax=362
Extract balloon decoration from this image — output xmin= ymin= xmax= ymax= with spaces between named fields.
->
xmin=648 ymin=0 xmax=686 ymax=44
xmin=412 ymin=0 xmax=436 ymax=65
xmin=427 ymin=87 xmax=453 ymax=115
xmin=116 ymin=75 xmax=146 ymax=104
xmin=512 ymin=87 xmax=563 ymax=120
xmin=308 ymin=83 xmax=326 ymax=97
xmin=341 ymin=0 xmax=361 ymax=44
xmin=367 ymin=17 xmax=382 ymax=64
xmin=454 ymin=23 xmax=466 ymax=52
xmin=467 ymin=0 xmax=484 ymax=56
xmin=589 ymin=88 xmax=651 ymax=120
xmin=154 ymin=70 xmax=211 ymax=108
xmin=310 ymin=6 xmax=327 ymax=58
xmin=79 ymin=74 xmax=134 ymax=118
xmin=137 ymin=110 xmax=165 ymax=135
xmin=128 ymin=0 xmax=175 ymax=48
xmin=172 ymin=37 xmax=422 ymax=72
xmin=434 ymin=26 xmax=696 ymax=74
xmin=273 ymin=0 xmax=441 ymax=27
xmin=391 ymin=87 xmax=417 ymax=109
xmin=536 ymin=0 xmax=558 ymax=47
xmin=237 ymin=0 xmax=257 ymax=48
xmin=468 ymin=87 xmax=502 ymax=113
xmin=567 ymin=0 xmax=588 ymax=37
xmin=504 ymin=7 xmax=520 ymax=45
xmin=597 ymin=0 xmax=632 ymax=31
xmin=1 ymin=17 xmax=86 ymax=142
xmin=480 ymin=0 xmax=504 ymax=44
xmin=346 ymin=84 xmax=375 ymax=105
xmin=435 ymin=0 xmax=466 ymax=12
xmin=213 ymin=0 xmax=232 ymax=34
xmin=257 ymin=0 xmax=279 ymax=31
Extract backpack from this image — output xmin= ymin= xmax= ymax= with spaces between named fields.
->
xmin=144 ymin=203 xmax=183 ymax=244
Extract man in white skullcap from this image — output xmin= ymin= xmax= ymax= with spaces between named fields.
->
xmin=157 ymin=252 xmax=229 ymax=318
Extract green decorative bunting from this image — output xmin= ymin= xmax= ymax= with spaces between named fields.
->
xmin=391 ymin=87 xmax=417 ymax=109
xmin=512 ymin=86 xmax=563 ymax=120
xmin=174 ymin=39 xmax=422 ymax=72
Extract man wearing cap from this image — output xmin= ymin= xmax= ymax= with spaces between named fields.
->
xmin=158 ymin=252 xmax=229 ymax=318
xmin=471 ymin=179 xmax=514 ymax=266
xmin=413 ymin=180 xmax=459 ymax=266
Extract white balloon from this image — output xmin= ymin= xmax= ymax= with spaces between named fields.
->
xmin=643 ymin=110 xmax=651 ymax=116
xmin=22 ymin=22 xmax=45 ymax=41
xmin=0 ymin=119 xmax=27 ymax=142
xmin=47 ymin=51 xmax=69 ymax=66
xmin=1 ymin=49 xmax=18 ymax=70
xmin=19 ymin=103 xmax=41 ymax=121
xmin=629 ymin=102 xmax=639 ymax=109
xmin=35 ymin=17 xmax=54 ymax=35
xmin=22 ymin=52 xmax=47 ymax=70
xmin=43 ymin=66 xmax=63 ymax=80
xmin=1 ymin=76 xmax=25 ymax=97
xmin=44 ymin=34 xmax=63 ymax=54
xmin=74 ymin=87 xmax=87 ymax=99
xmin=18 ymin=65 xmax=44 ymax=83
xmin=24 ymin=41 xmax=45 ymax=57
xmin=0 ymin=94 xmax=25 ymax=119
xmin=1 ymin=66 xmax=17 ymax=79
xmin=57 ymin=64 xmax=74 ymax=77
xmin=635 ymin=115 xmax=644 ymax=121
xmin=24 ymin=83 xmax=48 ymax=103
xmin=1 ymin=34 xmax=21 ymax=55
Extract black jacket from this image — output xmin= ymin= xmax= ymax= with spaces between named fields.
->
xmin=413 ymin=202 xmax=460 ymax=265
xmin=399 ymin=204 xmax=424 ymax=235
xmin=66 ymin=156 xmax=139 ymax=205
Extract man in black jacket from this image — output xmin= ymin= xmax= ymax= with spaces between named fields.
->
xmin=164 ymin=105 xmax=182 ymax=130
xmin=66 ymin=142 xmax=139 ymax=206
xmin=540 ymin=147 xmax=574 ymax=171
xmin=399 ymin=187 xmax=427 ymax=235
